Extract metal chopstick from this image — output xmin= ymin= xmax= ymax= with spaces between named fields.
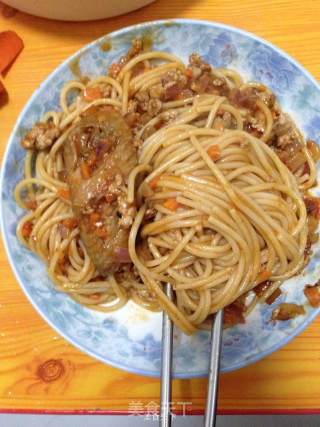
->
xmin=204 ymin=310 xmax=223 ymax=427
xmin=160 ymin=283 xmax=174 ymax=427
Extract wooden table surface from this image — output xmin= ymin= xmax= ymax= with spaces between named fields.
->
xmin=0 ymin=0 xmax=320 ymax=415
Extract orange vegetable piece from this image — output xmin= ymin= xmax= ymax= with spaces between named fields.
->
xmin=149 ymin=176 xmax=160 ymax=190
xmin=83 ymin=86 xmax=102 ymax=102
xmin=0 ymin=31 xmax=24 ymax=74
xmin=90 ymin=212 xmax=101 ymax=225
xmin=163 ymin=198 xmax=180 ymax=211
xmin=89 ymin=293 xmax=102 ymax=300
xmin=80 ymin=162 xmax=91 ymax=179
xmin=213 ymin=121 xmax=225 ymax=132
xmin=184 ymin=67 xmax=193 ymax=78
xmin=256 ymin=270 xmax=271 ymax=285
xmin=21 ymin=221 xmax=33 ymax=238
xmin=57 ymin=187 xmax=70 ymax=200
xmin=62 ymin=218 xmax=78 ymax=230
xmin=25 ymin=199 xmax=37 ymax=210
xmin=207 ymin=144 xmax=221 ymax=160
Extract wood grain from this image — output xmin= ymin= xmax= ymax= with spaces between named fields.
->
xmin=0 ymin=0 xmax=320 ymax=413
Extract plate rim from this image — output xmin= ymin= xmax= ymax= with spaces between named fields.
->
xmin=1 ymin=18 xmax=320 ymax=378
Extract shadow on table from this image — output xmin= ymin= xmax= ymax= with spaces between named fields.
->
xmin=1 ymin=0 xmax=203 ymax=41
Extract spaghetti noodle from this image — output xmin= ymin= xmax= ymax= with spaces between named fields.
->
xmin=15 ymin=41 xmax=320 ymax=334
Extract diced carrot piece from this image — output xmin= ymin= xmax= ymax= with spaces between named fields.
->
xmin=0 ymin=31 xmax=24 ymax=74
xmin=163 ymin=198 xmax=180 ymax=211
xmin=89 ymin=293 xmax=102 ymax=300
xmin=184 ymin=67 xmax=193 ymax=78
xmin=83 ymin=86 xmax=102 ymax=102
xmin=80 ymin=162 xmax=91 ymax=179
xmin=149 ymin=176 xmax=160 ymax=190
xmin=90 ymin=212 xmax=101 ymax=225
xmin=304 ymin=285 xmax=320 ymax=308
xmin=57 ymin=187 xmax=70 ymax=200
xmin=256 ymin=270 xmax=271 ymax=284
xmin=25 ymin=199 xmax=37 ymax=210
xmin=62 ymin=218 xmax=78 ymax=230
xmin=95 ymin=226 xmax=108 ymax=238
xmin=213 ymin=121 xmax=225 ymax=132
xmin=207 ymin=144 xmax=221 ymax=160
xmin=21 ymin=221 xmax=33 ymax=238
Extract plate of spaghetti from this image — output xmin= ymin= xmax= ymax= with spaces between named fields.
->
xmin=1 ymin=19 xmax=320 ymax=377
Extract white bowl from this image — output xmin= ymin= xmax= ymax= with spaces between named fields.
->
xmin=2 ymin=0 xmax=155 ymax=21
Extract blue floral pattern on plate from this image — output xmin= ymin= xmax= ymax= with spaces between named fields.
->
xmin=1 ymin=20 xmax=320 ymax=378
